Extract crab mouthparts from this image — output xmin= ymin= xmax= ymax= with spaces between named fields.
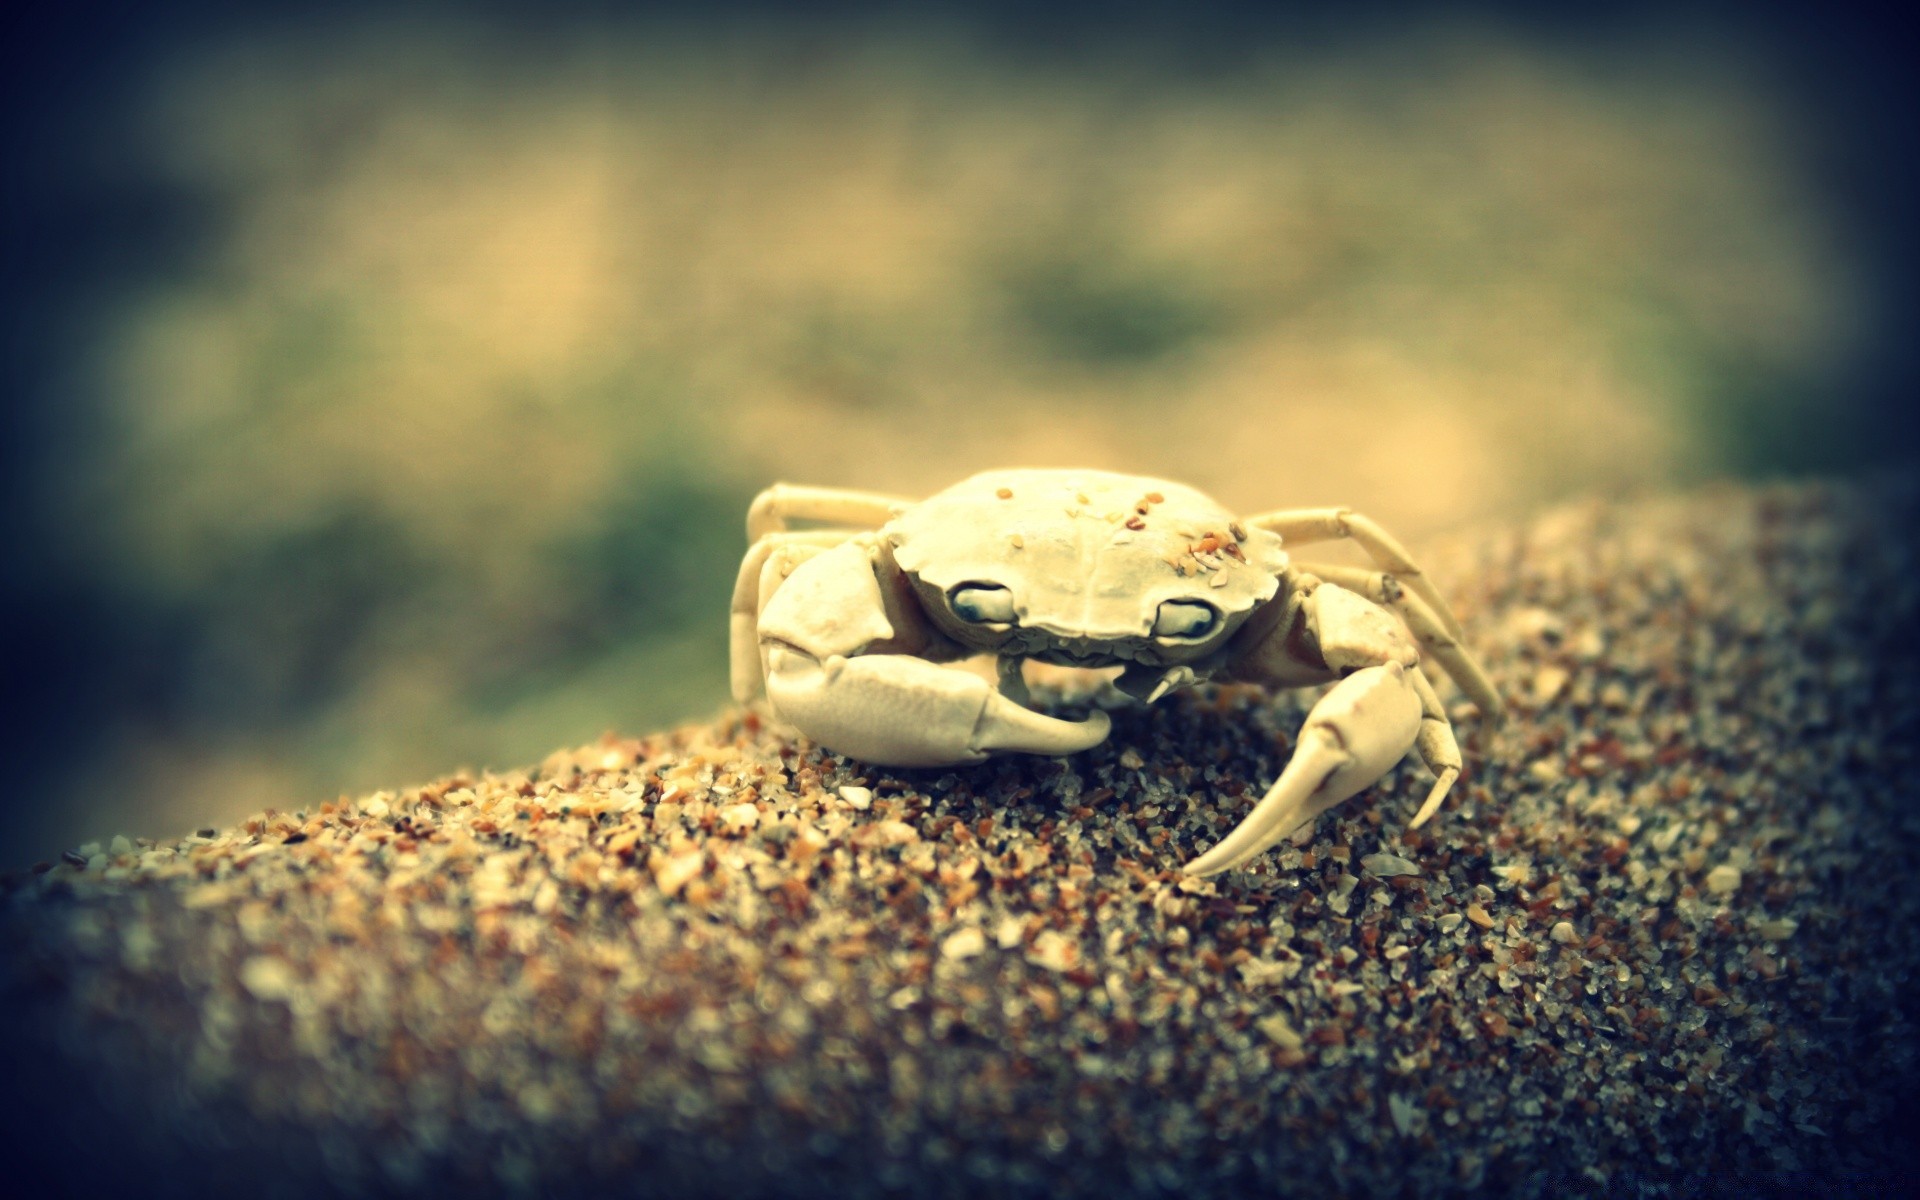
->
xmin=1029 ymin=639 xmax=1129 ymax=669
xmin=1039 ymin=650 xmax=1118 ymax=669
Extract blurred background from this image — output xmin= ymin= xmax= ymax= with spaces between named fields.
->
xmin=3 ymin=1 xmax=1915 ymax=861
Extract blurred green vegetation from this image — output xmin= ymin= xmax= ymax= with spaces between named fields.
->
xmin=8 ymin=13 xmax=1886 ymax=854
xmin=1002 ymin=247 xmax=1227 ymax=368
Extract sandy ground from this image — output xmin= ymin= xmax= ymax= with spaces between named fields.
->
xmin=3 ymin=478 xmax=1917 ymax=1197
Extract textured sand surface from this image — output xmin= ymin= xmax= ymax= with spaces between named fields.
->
xmin=4 ymin=480 xmax=1917 ymax=1197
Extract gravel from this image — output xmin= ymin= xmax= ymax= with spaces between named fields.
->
xmin=4 ymin=479 xmax=1918 ymax=1197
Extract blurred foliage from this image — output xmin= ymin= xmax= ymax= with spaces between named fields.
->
xmin=1002 ymin=247 xmax=1227 ymax=368
xmin=4 ymin=12 xmax=1889 ymax=853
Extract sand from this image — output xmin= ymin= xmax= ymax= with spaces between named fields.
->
xmin=4 ymin=479 xmax=1917 ymax=1197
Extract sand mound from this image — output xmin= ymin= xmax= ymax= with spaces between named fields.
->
xmin=4 ymin=480 xmax=1917 ymax=1197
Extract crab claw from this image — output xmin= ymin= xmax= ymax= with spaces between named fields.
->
xmin=1183 ymin=662 xmax=1423 ymax=877
xmin=766 ymin=646 xmax=1110 ymax=768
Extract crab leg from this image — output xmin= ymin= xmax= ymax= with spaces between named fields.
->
xmin=731 ymin=530 xmax=853 ymax=703
xmin=1407 ymin=665 xmax=1462 ymax=828
xmin=1293 ymin=560 xmax=1504 ymax=723
xmin=1244 ymin=507 xmax=1467 ymax=641
xmin=746 ymin=484 xmax=915 ymax=541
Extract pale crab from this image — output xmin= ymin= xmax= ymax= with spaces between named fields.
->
xmin=731 ymin=469 xmax=1502 ymax=876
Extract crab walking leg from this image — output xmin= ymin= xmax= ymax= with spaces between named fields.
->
xmin=1294 ymin=560 xmax=1504 ymax=723
xmin=757 ymin=539 xmax=1110 ymax=766
xmin=1245 ymin=507 xmax=1467 ymax=642
xmin=1183 ymin=662 xmax=1424 ymax=877
xmin=746 ymin=484 xmax=916 ymax=541
xmin=731 ymin=530 xmax=853 ymax=703
xmin=1407 ymin=665 xmax=1463 ymax=828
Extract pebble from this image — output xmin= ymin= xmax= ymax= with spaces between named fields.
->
xmin=940 ymin=927 xmax=987 ymax=961
xmin=651 ymin=848 xmax=705 ymax=896
xmin=1256 ymin=1013 xmax=1304 ymax=1050
xmin=1026 ymin=930 xmax=1079 ymax=973
xmin=1359 ymin=852 xmax=1419 ymax=877
xmin=238 ymin=956 xmax=296 ymax=1002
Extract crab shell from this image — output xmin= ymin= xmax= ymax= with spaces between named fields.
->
xmin=884 ymin=469 xmax=1289 ymax=668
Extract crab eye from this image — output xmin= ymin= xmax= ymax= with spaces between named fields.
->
xmin=1154 ymin=600 xmax=1218 ymax=639
xmin=951 ymin=584 xmax=1015 ymax=624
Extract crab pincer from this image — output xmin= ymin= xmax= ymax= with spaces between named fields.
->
xmin=1182 ymin=662 xmax=1429 ymax=876
xmin=763 ymin=645 xmax=1110 ymax=767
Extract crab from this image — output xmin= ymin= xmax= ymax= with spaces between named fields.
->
xmin=731 ymin=469 xmax=1503 ymax=876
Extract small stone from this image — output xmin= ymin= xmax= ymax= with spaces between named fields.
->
xmin=787 ymin=822 xmax=828 ymax=863
xmin=837 ymin=786 xmax=873 ymax=809
xmin=851 ymin=820 xmax=919 ymax=848
xmin=1550 ymin=921 xmax=1577 ymax=944
xmin=1238 ymin=958 xmax=1298 ymax=987
xmin=532 ymin=879 xmax=559 ymax=915
xmin=720 ymin=802 xmax=760 ymax=833
xmin=361 ymin=797 xmax=390 ymax=819
xmin=941 ymin=928 xmax=987 ymax=961
xmin=1756 ymin=918 xmax=1799 ymax=941
xmin=1706 ymin=864 xmax=1741 ymax=896
xmin=1256 ymin=1013 xmax=1304 ymax=1050
xmin=1571 ymin=627 xmax=1605 ymax=659
xmin=239 ymin=956 xmax=296 ymax=1002
xmin=1026 ymin=930 xmax=1078 ymax=973
xmin=1531 ymin=666 xmax=1571 ymax=704
xmin=1119 ymin=749 xmax=1145 ymax=770
xmin=653 ymin=849 xmax=705 ymax=896
xmin=1388 ymin=1093 xmax=1422 ymax=1137
xmin=1361 ymin=852 xmax=1420 ymax=878
xmin=1492 ymin=862 xmax=1531 ymax=887
xmin=1465 ymin=904 xmax=1495 ymax=929
xmin=995 ymin=915 xmax=1027 ymax=950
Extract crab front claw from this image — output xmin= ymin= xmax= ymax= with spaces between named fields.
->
xmin=766 ymin=646 xmax=1110 ymax=767
xmin=749 ymin=538 xmax=1112 ymax=768
xmin=1183 ymin=662 xmax=1424 ymax=877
